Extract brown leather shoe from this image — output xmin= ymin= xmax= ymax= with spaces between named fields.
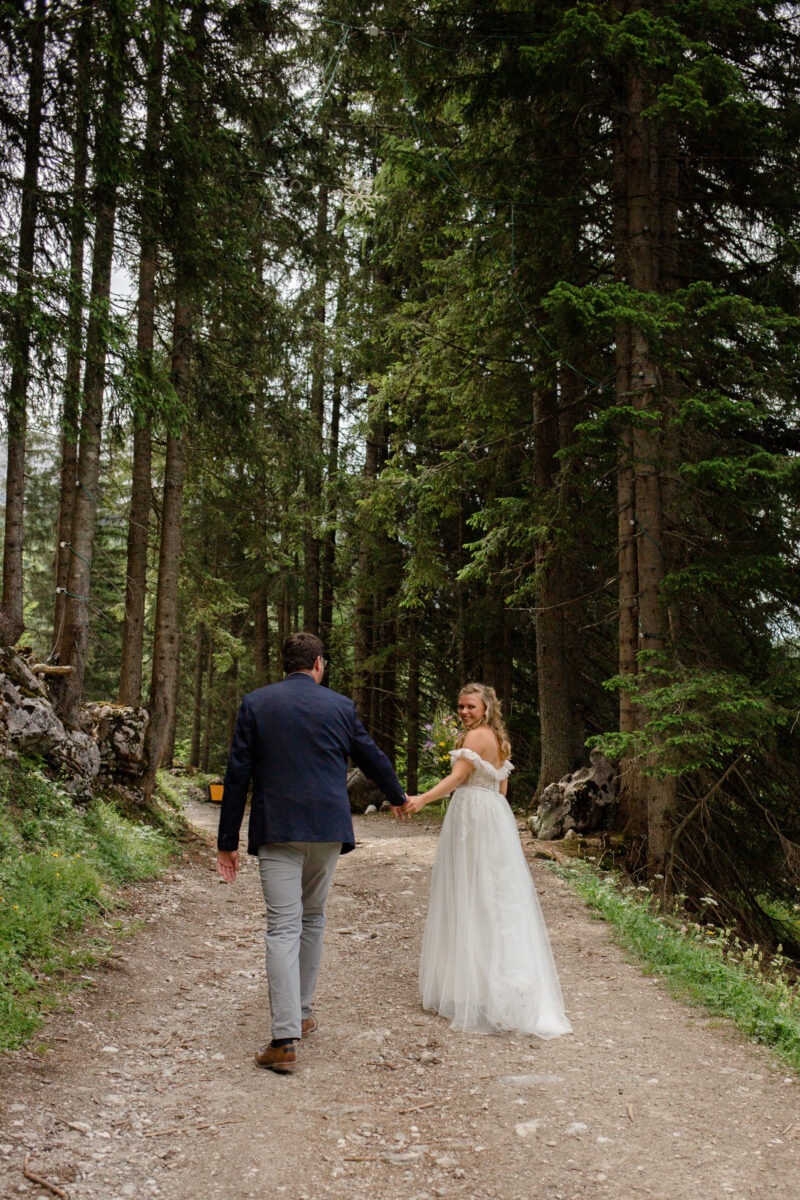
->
xmin=301 ymin=1016 xmax=318 ymax=1038
xmin=254 ymin=1041 xmax=297 ymax=1073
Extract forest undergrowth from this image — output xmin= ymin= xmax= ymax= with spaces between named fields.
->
xmin=0 ymin=762 xmax=186 ymax=1050
xmin=555 ymin=855 xmax=800 ymax=1074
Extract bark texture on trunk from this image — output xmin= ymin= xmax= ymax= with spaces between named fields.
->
xmin=118 ymin=11 xmax=164 ymax=704
xmin=533 ymin=382 xmax=575 ymax=796
xmin=405 ymin=645 xmax=419 ymax=795
xmin=353 ymin=395 xmax=381 ymax=722
xmin=142 ymin=286 xmax=192 ymax=795
xmin=141 ymin=1 xmax=204 ymax=794
xmin=319 ymin=359 xmax=341 ymax=650
xmin=54 ymin=8 xmax=91 ymax=651
xmin=376 ymin=589 xmax=398 ymax=762
xmin=190 ymin=623 xmax=205 ymax=767
xmin=612 ymin=112 xmax=645 ymax=841
xmin=1 ymin=0 xmax=46 ymax=646
xmin=201 ymin=633 xmax=214 ymax=773
xmin=613 ymin=57 xmax=678 ymax=873
xmin=303 ymin=185 xmax=328 ymax=636
xmin=162 ymin=644 xmax=180 ymax=769
xmin=252 ymin=588 xmax=270 ymax=686
xmin=251 ymin=397 xmax=271 ymax=686
xmin=54 ymin=7 xmax=126 ymax=723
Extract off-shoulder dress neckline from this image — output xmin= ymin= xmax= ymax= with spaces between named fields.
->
xmin=449 ymin=746 xmax=514 ymax=781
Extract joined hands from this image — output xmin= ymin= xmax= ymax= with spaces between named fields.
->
xmin=392 ymin=794 xmax=425 ymax=819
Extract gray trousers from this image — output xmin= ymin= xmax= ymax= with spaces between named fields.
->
xmin=257 ymin=841 xmax=341 ymax=1040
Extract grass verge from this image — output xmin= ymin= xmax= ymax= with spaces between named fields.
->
xmin=0 ymin=760 xmax=184 ymax=1051
xmin=554 ymin=857 xmax=800 ymax=1075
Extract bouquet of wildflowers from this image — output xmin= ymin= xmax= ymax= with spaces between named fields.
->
xmin=422 ymin=710 xmax=460 ymax=775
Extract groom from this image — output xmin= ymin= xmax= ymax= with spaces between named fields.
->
xmin=216 ymin=631 xmax=407 ymax=1073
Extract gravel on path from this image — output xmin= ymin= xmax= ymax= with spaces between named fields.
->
xmin=0 ymin=801 xmax=798 ymax=1200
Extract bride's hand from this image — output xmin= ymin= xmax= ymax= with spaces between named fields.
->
xmin=403 ymin=795 xmax=425 ymax=815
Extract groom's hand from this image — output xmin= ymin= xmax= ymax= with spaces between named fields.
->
xmin=217 ymin=849 xmax=239 ymax=882
xmin=392 ymin=797 xmax=409 ymax=821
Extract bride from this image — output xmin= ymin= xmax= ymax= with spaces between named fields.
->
xmin=403 ymin=683 xmax=572 ymax=1039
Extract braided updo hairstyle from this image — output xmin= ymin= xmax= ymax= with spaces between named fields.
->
xmin=455 ymin=682 xmax=511 ymax=761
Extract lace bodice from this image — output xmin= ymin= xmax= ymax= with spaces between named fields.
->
xmin=450 ymin=747 xmax=514 ymax=792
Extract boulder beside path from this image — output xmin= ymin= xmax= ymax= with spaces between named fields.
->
xmin=0 ymin=643 xmax=148 ymax=786
xmin=528 ymin=749 xmax=617 ymax=841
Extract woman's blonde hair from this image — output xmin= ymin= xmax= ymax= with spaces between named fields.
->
xmin=456 ymin=682 xmax=511 ymax=760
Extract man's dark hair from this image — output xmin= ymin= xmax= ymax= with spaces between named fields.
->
xmin=282 ymin=632 xmax=324 ymax=675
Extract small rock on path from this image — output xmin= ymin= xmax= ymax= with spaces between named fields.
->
xmin=1 ymin=802 xmax=798 ymax=1200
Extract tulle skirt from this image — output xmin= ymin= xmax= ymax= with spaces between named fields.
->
xmin=419 ymin=785 xmax=572 ymax=1038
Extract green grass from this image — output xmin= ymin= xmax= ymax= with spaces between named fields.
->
xmin=0 ymin=761 xmax=181 ymax=1050
xmin=554 ymin=858 xmax=800 ymax=1075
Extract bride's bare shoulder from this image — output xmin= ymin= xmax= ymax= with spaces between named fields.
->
xmin=461 ymin=728 xmax=499 ymax=762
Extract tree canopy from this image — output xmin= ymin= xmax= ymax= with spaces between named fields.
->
xmin=2 ymin=0 xmax=799 ymax=941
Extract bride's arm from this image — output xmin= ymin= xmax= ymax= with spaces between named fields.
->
xmin=403 ymin=757 xmax=474 ymax=814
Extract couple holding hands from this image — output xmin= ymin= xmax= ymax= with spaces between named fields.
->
xmin=216 ymin=632 xmax=571 ymax=1074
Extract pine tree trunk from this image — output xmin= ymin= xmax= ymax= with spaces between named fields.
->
xmin=656 ymin=121 xmax=682 ymax=646
xmin=625 ymin=65 xmax=677 ymax=876
xmin=455 ymin=507 xmax=468 ymax=680
xmin=1 ymin=0 xmax=46 ymax=646
xmin=368 ymin=590 xmax=380 ymax=733
xmin=353 ymin=399 xmax=380 ymax=720
xmin=53 ymin=9 xmax=126 ymax=723
xmin=118 ymin=11 xmax=164 ymax=704
xmin=252 ymin=589 xmax=270 ymax=686
xmin=303 ymin=185 xmax=328 ymax=636
xmin=201 ymin=633 xmax=214 ymax=773
xmin=377 ymin=587 xmax=398 ymax=762
xmin=190 ymin=623 xmax=204 ymax=767
xmin=405 ymin=644 xmax=419 ymax=794
xmin=251 ymin=398 xmax=271 ymax=686
xmin=612 ymin=108 xmax=646 ymax=846
xmin=277 ymin=577 xmax=288 ymax=656
xmin=54 ymin=9 xmax=91 ymax=652
xmin=118 ymin=422 xmax=152 ymax=704
xmin=534 ymin=382 xmax=575 ymax=796
xmin=557 ymin=369 xmax=586 ymax=767
xmin=319 ymin=359 xmax=341 ymax=649
xmin=141 ymin=1 xmax=205 ymax=795
xmin=162 ymin=648 xmax=180 ymax=769
xmin=142 ymin=285 xmax=191 ymax=795
xmin=226 ymin=650 xmax=239 ymax=747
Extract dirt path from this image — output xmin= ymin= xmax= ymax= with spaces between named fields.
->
xmin=1 ymin=803 xmax=799 ymax=1200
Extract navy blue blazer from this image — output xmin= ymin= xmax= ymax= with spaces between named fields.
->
xmin=217 ymin=672 xmax=406 ymax=856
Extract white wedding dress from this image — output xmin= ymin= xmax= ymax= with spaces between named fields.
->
xmin=419 ymin=748 xmax=572 ymax=1038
